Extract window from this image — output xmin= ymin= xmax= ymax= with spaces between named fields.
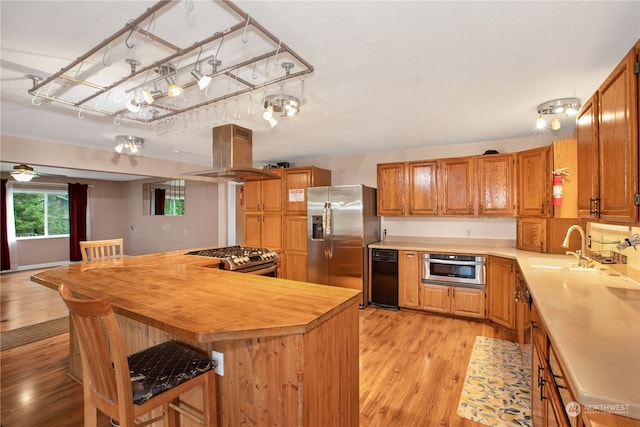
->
xmin=13 ymin=189 xmax=69 ymax=238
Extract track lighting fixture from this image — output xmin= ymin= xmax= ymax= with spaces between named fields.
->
xmin=165 ymin=75 xmax=183 ymax=98
xmin=125 ymin=95 xmax=142 ymax=113
xmin=142 ymin=89 xmax=163 ymax=104
xmin=535 ymin=97 xmax=581 ymax=131
xmin=190 ymin=69 xmax=212 ymax=90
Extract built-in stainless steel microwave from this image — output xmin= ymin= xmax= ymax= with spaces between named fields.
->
xmin=422 ymin=253 xmax=486 ymax=289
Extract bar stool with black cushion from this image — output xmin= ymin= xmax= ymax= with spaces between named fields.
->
xmin=79 ymin=238 xmax=124 ymax=262
xmin=58 ymin=284 xmax=217 ymax=427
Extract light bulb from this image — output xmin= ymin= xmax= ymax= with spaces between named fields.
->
xmin=263 ymin=105 xmax=274 ymax=121
xmin=167 ymin=84 xmax=183 ymax=97
xmin=114 ymin=143 xmax=124 ymax=153
xmin=126 ymin=98 xmax=142 ymax=113
xmin=268 ymin=117 xmax=278 ymax=127
xmin=551 ymin=117 xmax=561 ymax=131
xmin=536 ymin=114 xmax=546 ymax=129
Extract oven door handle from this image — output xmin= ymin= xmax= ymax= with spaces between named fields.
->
xmin=426 ymin=259 xmax=484 ymax=266
xmin=244 ymin=264 xmax=277 ymax=276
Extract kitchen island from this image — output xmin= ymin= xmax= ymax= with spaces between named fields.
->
xmin=32 ymin=249 xmax=361 ymax=427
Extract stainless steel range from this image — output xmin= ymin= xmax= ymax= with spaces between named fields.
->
xmin=186 ymin=246 xmax=278 ymax=276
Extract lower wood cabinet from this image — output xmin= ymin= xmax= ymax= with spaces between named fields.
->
xmin=282 ymin=216 xmax=308 ymax=281
xmin=419 ymin=283 xmax=485 ymax=319
xmin=487 ymin=256 xmax=516 ymax=330
xmin=398 ymin=250 xmax=420 ymax=308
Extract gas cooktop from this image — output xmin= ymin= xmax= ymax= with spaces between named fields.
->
xmin=186 ymin=246 xmax=278 ymax=271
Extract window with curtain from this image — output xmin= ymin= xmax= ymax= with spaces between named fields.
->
xmin=12 ymin=189 xmax=69 ymax=238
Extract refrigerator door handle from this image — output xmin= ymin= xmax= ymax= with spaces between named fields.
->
xmin=323 ymin=202 xmax=330 ymax=258
xmin=327 ymin=203 xmax=333 ymax=258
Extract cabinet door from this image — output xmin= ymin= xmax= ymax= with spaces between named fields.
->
xmin=283 ymin=216 xmax=307 ymax=252
xmin=452 ymin=288 xmax=485 ymax=319
xmin=283 ymin=169 xmax=311 ymax=215
xmin=598 ymin=42 xmax=639 ymax=223
xmin=420 ymin=284 xmax=451 ymax=313
xmin=244 ymin=214 xmax=262 ymax=247
xmin=262 ymin=169 xmax=282 ymax=212
xmin=576 ymin=94 xmax=600 ymax=219
xmin=282 ymin=251 xmax=308 ymax=282
xmin=244 ymin=181 xmax=262 ymax=212
xmin=476 ymin=153 xmax=516 ymax=216
xmin=407 ymin=161 xmax=438 ymax=215
xmin=517 ymin=146 xmax=551 ymax=217
xmin=532 ymin=341 xmax=546 ymax=427
xmin=398 ymin=251 xmax=420 ymax=308
xmin=262 ymin=213 xmax=283 ymax=250
xmin=439 ymin=157 xmax=475 ymax=215
xmin=517 ymin=218 xmax=547 ymax=253
xmin=487 ymin=256 xmax=516 ymax=330
xmin=377 ymin=162 xmax=406 ymax=216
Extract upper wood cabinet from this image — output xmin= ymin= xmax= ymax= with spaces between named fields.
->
xmin=408 ymin=161 xmax=439 ymax=215
xmin=597 ymin=41 xmax=639 ymax=223
xmin=243 ymin=170 xmax=282 ymax=250
xmin=282 ymin=166 xmax=332 ymax=215
xmin=377 ymin=162 xmax=406 ymax=216
xmin=244 ymin=169 xmax=282 ymax=213
xmin=398 ymin=250 xmax=420 ymax=308
xmin=439 ymin=156 xmax=475 ymax=215
xmin=517 ymin=146 xmax=552 ymax=217
xmin=576 ymin=93 xmax=600 ymax=219
xmin=475 ymin=153 xmax=516 ymax=216
xmin=577 ymin=40 xmax=639 ymax=224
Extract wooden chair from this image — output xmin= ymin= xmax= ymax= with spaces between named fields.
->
xmin=79 ymin=238 xmax=124 ymax=263
xmin=58 ymin=284 xmax=217 ymax=427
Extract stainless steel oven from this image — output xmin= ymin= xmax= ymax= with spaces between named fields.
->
xmin=422 ymin=253 xmax=486 ymax=289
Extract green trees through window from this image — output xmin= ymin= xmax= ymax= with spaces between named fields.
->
xmin=13 ymin=191 xmax=69 ymax=237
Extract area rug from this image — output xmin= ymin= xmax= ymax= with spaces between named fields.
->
xmin=0 ymin=317 xmax=69 ymax=351
xmin=457 ymin=336 xmax=532 ymax=427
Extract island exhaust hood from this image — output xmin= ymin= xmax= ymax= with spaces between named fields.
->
xmin=182 ymin=124 xmax=280 ymax=182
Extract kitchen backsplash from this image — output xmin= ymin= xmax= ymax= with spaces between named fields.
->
xmin=587 ymin=222 xmax=640 ymax=282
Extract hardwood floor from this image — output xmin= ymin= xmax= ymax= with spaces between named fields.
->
xmin=1 ymin=269 xmax=517 ymax=426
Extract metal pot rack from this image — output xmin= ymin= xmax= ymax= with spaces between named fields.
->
xmin=27 ymin=0 xmax=314 ymax=124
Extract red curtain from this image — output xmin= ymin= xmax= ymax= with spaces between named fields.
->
xmin=68 ymin=183 xmax=88 ymax=261
xmin=1 ymin=179 xmax=10 ymax=270
xmin=154 ymin=188 xmax=166 ymax=215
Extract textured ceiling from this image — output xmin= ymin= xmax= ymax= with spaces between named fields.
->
xmin=1 ymin=1 xmax=639 ymax=174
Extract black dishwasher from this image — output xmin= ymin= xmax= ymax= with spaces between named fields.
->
xmin=371 ymin=249 xmax=399 ymax=310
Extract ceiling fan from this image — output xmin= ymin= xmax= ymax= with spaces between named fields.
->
xmin=8 ymin=164 xmax=68 ymax=182
xmin=10 ymin=164 xmax=41 ymax=182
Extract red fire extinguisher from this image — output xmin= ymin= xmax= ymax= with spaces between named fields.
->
xmin=552 ymin=168 xmax=569 ymax=206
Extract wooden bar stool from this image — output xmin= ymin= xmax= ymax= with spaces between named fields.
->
xmin=79 ymin=238 xmax=124 ymax=262
xmin=58 ymin=284 xmax=217 ymax=427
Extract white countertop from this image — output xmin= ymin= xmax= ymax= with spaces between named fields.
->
xmin=370 ymin=238 xmax=640 ymax=420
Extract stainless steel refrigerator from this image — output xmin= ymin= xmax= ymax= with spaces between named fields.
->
xmin=307 ymin=185 xmax=380 ymax=308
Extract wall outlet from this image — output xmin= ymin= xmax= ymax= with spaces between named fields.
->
xmin=465 ymin=228 xmax=472 ymax=237
xmin=211 ymin=350 xmax=224 ymax=376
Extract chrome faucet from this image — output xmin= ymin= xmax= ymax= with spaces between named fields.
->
xmin=561 ymin=225 xmax=591 ymax=268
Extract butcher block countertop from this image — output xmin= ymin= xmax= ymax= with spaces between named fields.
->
xmin=31 ymin=249 xmax=361 ymax=343
xmin=370 ymin=237 xmax=640 ymax=422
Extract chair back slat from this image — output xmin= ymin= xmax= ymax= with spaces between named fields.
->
xmin=80 ymin=238 xmax=124 ymax=263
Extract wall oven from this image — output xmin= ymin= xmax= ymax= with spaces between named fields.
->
xmin=422 ymin=253 xmax=486 ymax=289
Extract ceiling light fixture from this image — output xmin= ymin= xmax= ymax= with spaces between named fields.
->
xmin=165 ymin=75 xmax=183 ymax=98
xmin=536 ymin=97 xmax=581 ymax=131
xmin=114 ymin=135 xmax=144 ymax=155
xmin=190 ymin=69 xmax=212 ymax=90
xmin=142 ymin=89 xmax=163 ymax=105
xmin=125 ymin=94 xmax=142 ymax=113
xmin=10 ymin=164 xmax=39 ymax=182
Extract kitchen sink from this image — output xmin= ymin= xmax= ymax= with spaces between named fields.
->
xmin=527 ymin=257 xmax=597 ymax=270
